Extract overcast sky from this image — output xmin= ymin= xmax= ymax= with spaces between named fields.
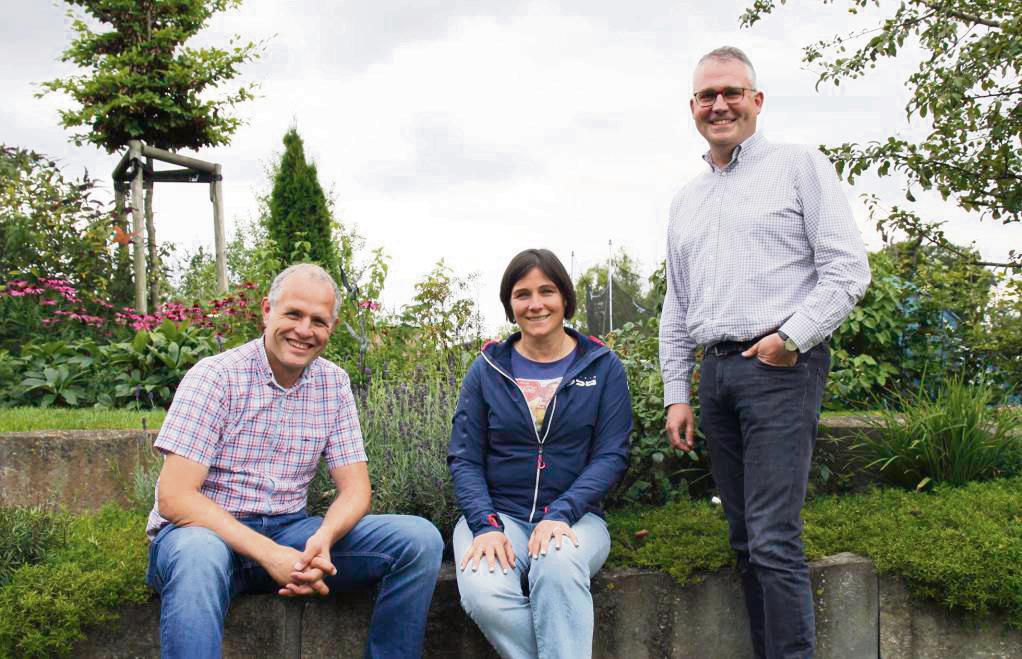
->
xmin=4 ymin=0 xmax=1019 ymax=330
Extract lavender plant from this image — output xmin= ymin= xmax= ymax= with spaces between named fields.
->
xmin=308 ymin=374 xmax=461 ymax=538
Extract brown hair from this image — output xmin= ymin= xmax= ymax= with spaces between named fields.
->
xmin=499 ymin=249 xmax=576 ymax=323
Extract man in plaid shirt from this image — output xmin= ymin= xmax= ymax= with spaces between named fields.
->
xmin=660 ymin=47 xmax=870 ymax=658
xmin=145 ymin=263 xmax=443 ymax=658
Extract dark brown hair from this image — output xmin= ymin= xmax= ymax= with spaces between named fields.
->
xmin=499 ymin=248 xmax=576 ymax=323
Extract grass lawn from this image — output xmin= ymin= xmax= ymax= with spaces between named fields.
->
xmin=0 ymin=407 xmax=165 ymax=432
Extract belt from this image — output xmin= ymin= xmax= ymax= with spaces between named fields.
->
xmin=705 ymin=335 xmax=768 ymax=357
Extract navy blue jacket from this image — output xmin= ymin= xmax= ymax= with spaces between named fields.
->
xmin=448 ymin=329 xmax=632 ymax=537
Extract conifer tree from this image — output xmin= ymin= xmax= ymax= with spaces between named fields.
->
xmin=266 ymin=128 xmax=343 ymax=277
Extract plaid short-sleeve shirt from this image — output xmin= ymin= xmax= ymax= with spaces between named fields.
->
xmin=146 ymin=337 xmax=367 ymax=540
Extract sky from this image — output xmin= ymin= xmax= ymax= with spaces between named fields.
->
xmin=3 ymin=0 xmax=1019 ymax=331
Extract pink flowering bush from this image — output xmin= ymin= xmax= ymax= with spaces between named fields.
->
xmin=1 ymin=275 xmax=263 ymax=407
xmin=1 ymin=276 xmax=261 ymax=348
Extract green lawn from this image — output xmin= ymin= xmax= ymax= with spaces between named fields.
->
xmin=0 ymin=407 xmax=165 ymax=432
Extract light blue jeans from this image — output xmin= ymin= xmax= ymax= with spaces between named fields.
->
xmin=452 ymin=512 xmax=611 ymax=659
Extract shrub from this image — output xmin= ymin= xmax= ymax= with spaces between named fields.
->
xmin=0 ymin=145 xmax=120 ymax=313
xmin=803 ymin=479 xmax=1022 ymax=626
xmin=0 ymin=507 xmax=149 ymax=658
xmin=856 ymin=378 xmax=1022 ymax=490
xmin=0 ymin=508 xmax=70 ymax=587
xmin=97 ymin=320 xmax=219 ymax=408
xmin=606 ymin=499 xmax=732 ymax=584
xmin=604 ymin=318 xmax=710 ymax=507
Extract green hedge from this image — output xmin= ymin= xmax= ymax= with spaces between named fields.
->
xmin=607 ymin=476 xmax=1022 ymax=627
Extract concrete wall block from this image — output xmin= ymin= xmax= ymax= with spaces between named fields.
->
xmin=73 ymin=594 xmax=301 ymax=658
xmin=299 ymin=586 xmax=374 ymax=658
xmin=881 ymin=577 xmax=1022 ymax=658
xmin=0 ymin=430 xmax=156 ymax=512
xmin=811 ymin=552 xmax=878 ymax=658
xmin=73 ymin=598 xmax=161 ymax=658
xmin=299 ymin=565 xmax=496 ymax=658
xmin=1 ymin=419 xmax=871 ymax=512
xmin=73 ymin=557 xmax=1019 ymax=658
xmin=223 ymin=595 xmax=303 ymax=658
xmin=592 ymin=570 xmax=687 ymax=658
xmin=667 ymin=569 xmax=754 ymax=659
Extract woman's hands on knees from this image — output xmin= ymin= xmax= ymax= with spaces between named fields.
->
xmin=528 ymin=520 xmax=578 ymax=558
xmin=460 ymin=531 xmax=516 ymax=574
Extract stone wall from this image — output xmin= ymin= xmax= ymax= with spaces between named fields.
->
xmin=73 ymin=554 xmax=1022 ymax=658
xmin=0 ymin=417 xmax=878 ymax=512
xmin=0 ymin=429 xmax=158 ymax=512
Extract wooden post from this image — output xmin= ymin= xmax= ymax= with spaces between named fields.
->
xmin=113 ymin=187 xmax=126 ymax=230
xmin=145 ymin=156 xmax=159 ymax=308
xmin=129 ymin=140 xmax=147 ymax=313
xmin=212 ymin=163 xmax=227 ymax=294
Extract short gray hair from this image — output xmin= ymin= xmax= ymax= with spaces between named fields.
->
xmin=696 ymin=46 xmax=757 ymax=89
xmin=267 ymin=263 xmax=343 ymax=321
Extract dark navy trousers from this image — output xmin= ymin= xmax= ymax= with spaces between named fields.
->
xmin=699 ymin=342 xmax=830 ymax=659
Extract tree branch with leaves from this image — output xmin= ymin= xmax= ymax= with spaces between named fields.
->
xmin=741 ymin=0 xmax=1021 ymax=270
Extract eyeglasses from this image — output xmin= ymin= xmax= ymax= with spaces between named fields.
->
xmin=692 ymin=87 xmax=756 ymax=107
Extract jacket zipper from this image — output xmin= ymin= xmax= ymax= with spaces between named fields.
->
xmin=480 ymin=352 xmax=558 ymax=522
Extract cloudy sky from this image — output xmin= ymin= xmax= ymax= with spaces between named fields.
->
xmin=4 ymin=0 xmax=1019 ymax=329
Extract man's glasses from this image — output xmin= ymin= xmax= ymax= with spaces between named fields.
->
xmin=693 ymin=87 xmax=756 ymax=107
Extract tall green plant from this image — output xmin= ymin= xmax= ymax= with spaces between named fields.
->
xmin=856 ymin=378 xmax=1022 ymax=490
xmin=0 ymin=508 xmax=70 ymax=587
xmin=266 ymin=128 xmax=343 ymax=275
xmin=39 ymin=0 xmax=259 ymax=153
xmin=393 ymin=260 xmax=480 ymax=377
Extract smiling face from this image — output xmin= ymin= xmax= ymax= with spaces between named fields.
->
xmin=261 ymin=274 xmax=337 ymax=388
xmin=510 ymin=267 xmax=566 ymax=342
xmin=691 ymin=57 xmax=763 ymax=165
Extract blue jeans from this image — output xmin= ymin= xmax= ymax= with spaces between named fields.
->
xmin=451 ymin=512 xmax=610 ymax=659
xmin=699 ymin=343 xmax=830 ymax=659
xmin=146 ymin=512 xmax=443 ymax=659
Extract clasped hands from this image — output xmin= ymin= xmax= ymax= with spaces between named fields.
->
xmin=460 ymin=519 xmax=579 ymax=574
xmin=263 ymin=529 xmax=337 ymax=597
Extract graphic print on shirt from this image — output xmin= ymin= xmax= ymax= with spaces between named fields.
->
xmin=515 ymin=376 xmax=563 ymax=434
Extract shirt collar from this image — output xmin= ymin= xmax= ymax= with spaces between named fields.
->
xmin=702 ymin=132 xmax=766 ymax=171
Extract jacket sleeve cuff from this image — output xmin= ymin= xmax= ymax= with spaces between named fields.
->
xmin=471 ymin=513 xmax=505 ymax=536
xmin=542 ymin=510 xmax=574 ymax=525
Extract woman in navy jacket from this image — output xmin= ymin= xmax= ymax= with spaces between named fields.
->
xmin=448 ymin=248 xmax=632 ymax=659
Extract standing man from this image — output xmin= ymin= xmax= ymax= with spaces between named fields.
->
xmin=146 ymin=263 xmax=443 ymax=658
xmin=660 ymin=47 xmax=870 ymax=658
